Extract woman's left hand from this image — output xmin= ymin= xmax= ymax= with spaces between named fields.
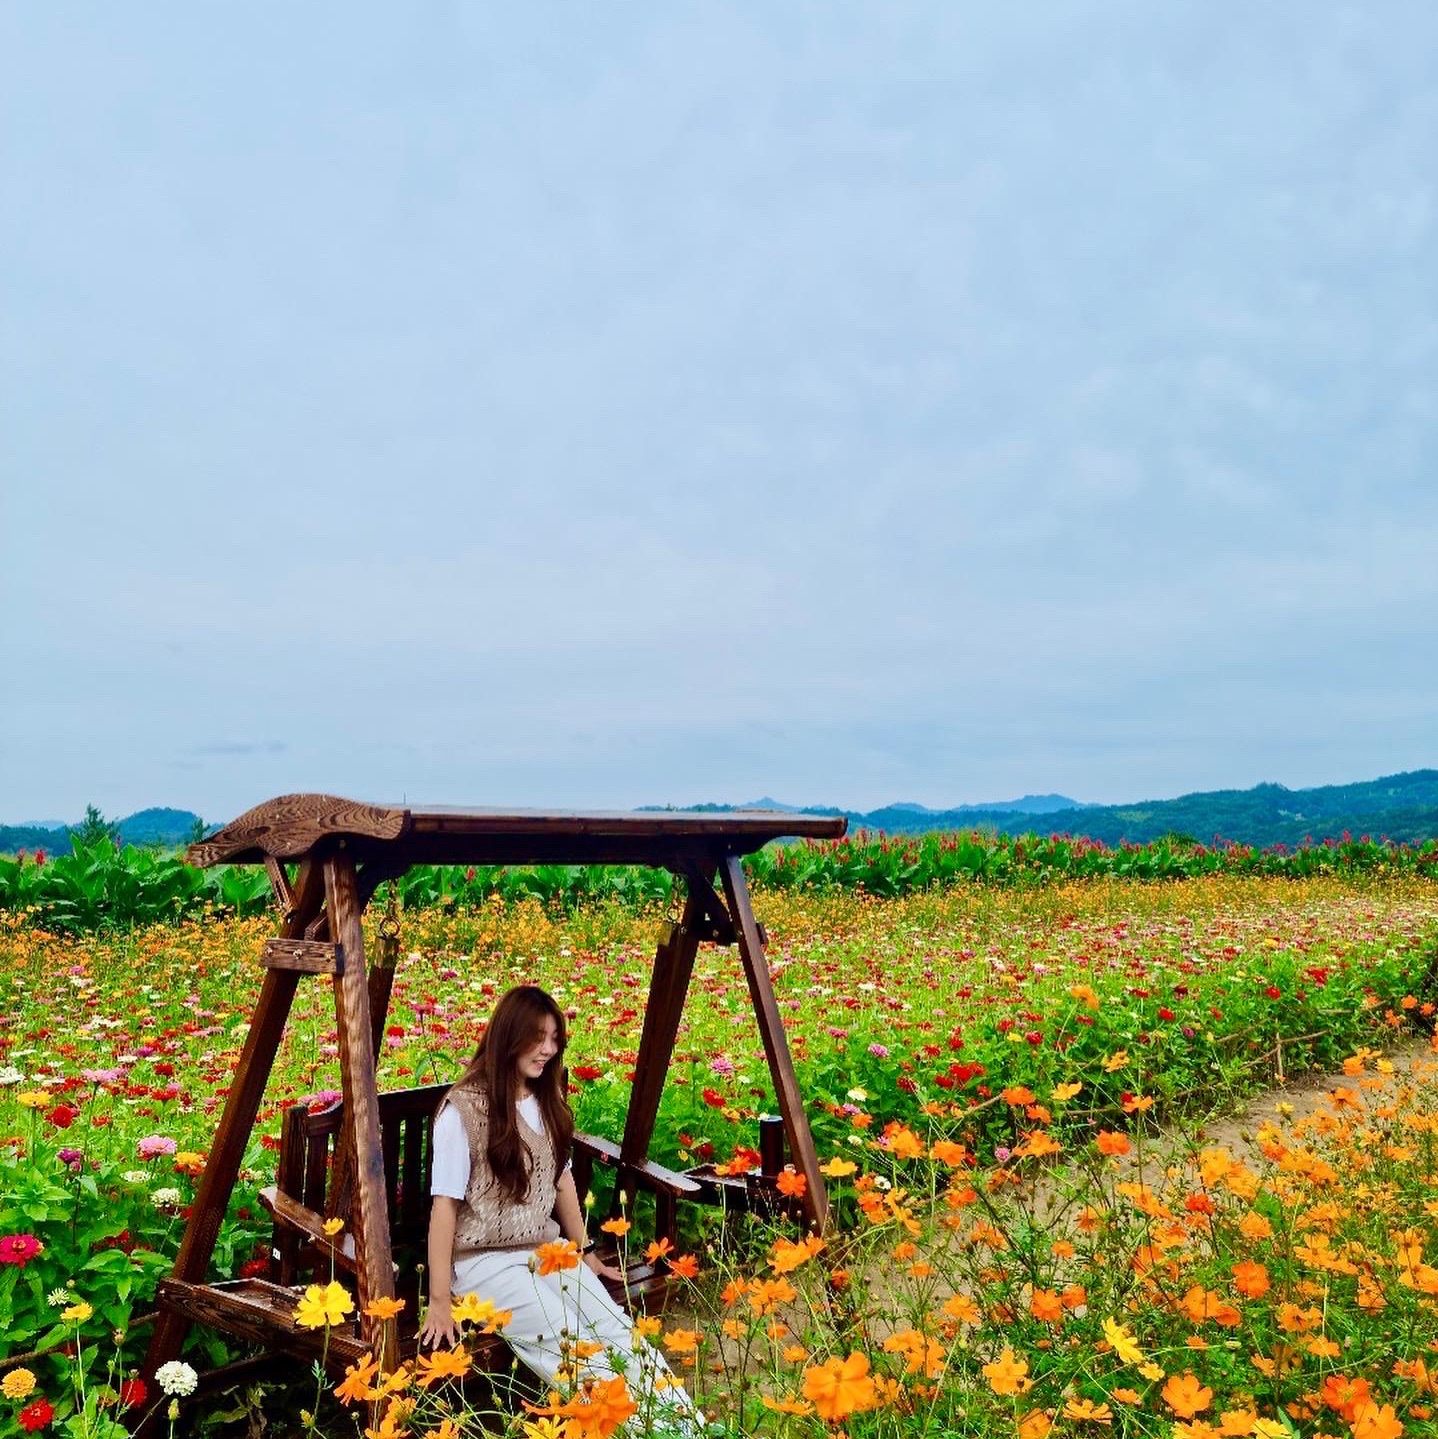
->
xmin=584 ymin=1251 xmax=625 ymax=1282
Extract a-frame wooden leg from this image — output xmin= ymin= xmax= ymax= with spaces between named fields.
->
xmin=142 ymin=861 xmax=326 ymax=1391
xmin=619 ymin=880 xmax=708 ymax=1170
xmin=719 ymin=855 xmax=829 ymax=1232
xmin=325 ymin=852 xmax=399 ymax=1370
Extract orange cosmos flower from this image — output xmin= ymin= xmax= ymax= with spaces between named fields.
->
xmin=668 ymin=1252 xmax=700 ymax=1279
xmin=1320 ymin=1375 xmax=1373 ymax=1419
xmin=1013 ymin=1131 xmax=1062 ymax=1160
xmin=748 ymin=1277 xmax=798 ymax=1314
xmin=881 ymin=1123 xmax=925 ymax=1160
xmin=762 ymin=1395 xmax=813 ymax=1416
xmin=663 ymin=1328 xmax=700 ymax=1354
xmin=1232 ymin=1266 xmax=1266 ymax=1300
xmin=364 ymin=1296 xmax=406 ymax=1320
xmin=930 ymin=1139 xmax=970 ymax=1166
xmin=775 ymin=1167 xmax=807 ymax=1198
xmin=942 ymin=1293 xmax=981 ymax=1325
xmin=1018 ymin=1411 xmax=1054 ymax=1439
xmin=416 ymin=1347 xmax=471 ymax=1387
xmin=534 ymin=1239 xmax=581 ymax=1275
xmin=567 ymin=1375 xmax=639 ymax=1438
xmin=333 ymin=1352 xmax=381 ymax=1405
xmin=1351 ymin=1402 xmax=1405 ymax=1439
xmin=1237 ymin=1210 xmax=1273 ymax=1242
xmin=600 ymin=1217 xmax=631 ymax=1236
xmin=800 ymin=1351 xmax=877 ymax=1421
xmin=1002 ymin=1086 xmax=1037 ymax=1105
xmin=1029 ymin=1289 xmax=1065 ymax=1324
xmin=1095 ymin=1131 xmax=1132 ymax=1157
xmin=644 ymin=1237 xmax=674 ymax=1265
xmin=770 ymin=1235 xmax=825 ymax=1274
xmin=1063 ymin=1398 xmax=1113 ymax=1424
xmin=1161 ymin=1373 xmax=1214 ymax=1418
xmin=983 ymin=1348 xmax=1032 ymax=1396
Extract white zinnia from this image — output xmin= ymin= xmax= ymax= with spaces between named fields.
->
xmin=155 ymin=1360 xmax=198 ymax=1396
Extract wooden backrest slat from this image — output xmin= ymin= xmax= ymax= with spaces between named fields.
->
xmin=302 ymin=1128 xmax=331 ymax=1212
xmin=400 ymin=1113 xmax=426 ymax=1240
xmin=382 ymin=1118 xmax=402 ymax=1229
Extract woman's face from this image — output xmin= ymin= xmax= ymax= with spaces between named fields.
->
xmin=514 ymin=1014 xmax=561 ymax=1087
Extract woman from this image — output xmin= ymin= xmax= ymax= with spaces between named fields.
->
xmin=417 ymin=985 xmax=698 ymax=1429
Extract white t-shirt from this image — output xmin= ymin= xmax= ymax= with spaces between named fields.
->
xmin=431 ymin=1093 xmax=570 ymax=1199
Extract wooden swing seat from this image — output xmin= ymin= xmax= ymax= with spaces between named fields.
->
xmin=243 ymin=1082 xmax=700 ymax=1366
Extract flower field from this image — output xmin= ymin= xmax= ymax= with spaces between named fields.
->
xmin=1 ymin=874 xmax=1437 ymax=1436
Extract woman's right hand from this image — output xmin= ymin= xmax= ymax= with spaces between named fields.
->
xmin=417 ymin=1303 xmax=460 ymax=1350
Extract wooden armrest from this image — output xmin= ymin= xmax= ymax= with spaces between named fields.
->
xmin=573 ymin=1131 xmax=621 ymax=1164
xmin=258 ymin=1186 xmax=356 ymax=1270
xmin=571 ymin=1134 xmax=703 ymax=1200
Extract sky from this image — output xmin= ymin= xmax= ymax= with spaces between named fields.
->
xmin=2 ymin=3 xmax=1434 ymax=825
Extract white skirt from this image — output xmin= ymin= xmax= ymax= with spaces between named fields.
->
xmin=450 ymin=1248 xmax=700 ymax=1432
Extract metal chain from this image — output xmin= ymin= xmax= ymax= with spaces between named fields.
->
xmin=378 ymin=881 xmax=402 ymax=966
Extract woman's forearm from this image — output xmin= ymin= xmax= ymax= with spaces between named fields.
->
xmin=427 ymin=1197 xmax=459 ymax=1309
xmin=553 ymin=1171 xmax=588 ymax=1248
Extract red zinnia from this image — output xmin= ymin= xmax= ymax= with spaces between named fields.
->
xmin=119 ymin=1379 xmax=148 ymax=1408
xmin=47 ymin=1106 xmax=78 ymax=1129
xmin=18 ymin=1398 xmax=54 ymax=1431
xmin=572 ymin=1065 xmax=603 ymax=1081
xmin=0 ymin=1234 xmax=43 ymax=1266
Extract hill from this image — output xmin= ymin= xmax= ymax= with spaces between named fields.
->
xmin=0 ymin=808 xmax=204 ymax=856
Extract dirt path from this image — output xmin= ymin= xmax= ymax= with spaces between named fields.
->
xmin=1181 ymin=1029 xmax=1436 ymax=1156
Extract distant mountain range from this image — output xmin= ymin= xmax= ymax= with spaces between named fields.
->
xmin=5 ymin=770 xmax=1437 ymax=856
xmin=644 ymin=769 xmax=1438 ymax=848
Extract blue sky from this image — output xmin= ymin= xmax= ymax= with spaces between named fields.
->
xmin=3 ymin=3 xmax=1434 ymax=824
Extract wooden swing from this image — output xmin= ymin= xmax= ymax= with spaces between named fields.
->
xmin=140 ymin=794 xmax=846 ymax=1390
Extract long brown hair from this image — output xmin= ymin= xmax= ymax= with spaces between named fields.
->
xmin=447 ymin=985 xmax=574 ymax=1203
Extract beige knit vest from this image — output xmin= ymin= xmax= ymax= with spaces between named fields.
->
xmin=443 ymin=1084 xmax=562 ymax=1256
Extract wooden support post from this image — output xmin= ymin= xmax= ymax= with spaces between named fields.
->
xmin=325 ymin=851 xmax=399 ymax=1371
xmin=324 ymin=865 xmax=401 ymax=1242
xmin=719 ymin=854 xmax=829 ymax=1232
xmin=142 ymin=860 xmax=326 ymax=1395
xmin=619 ymin=879 xmax=708 ymax=1171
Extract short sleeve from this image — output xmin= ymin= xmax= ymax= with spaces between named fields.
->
xmin=430 ymin=1104 xmax=472 ymax=1199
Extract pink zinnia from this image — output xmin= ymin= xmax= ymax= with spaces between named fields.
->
xmin=0 ymin=1233 xmax=43 ymax=1266
xmin=137 ymin=1135 xmax=177 ymax=1160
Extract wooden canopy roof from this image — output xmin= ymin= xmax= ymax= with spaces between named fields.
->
xmin=189 ymin=793 xmax=848 ymax=869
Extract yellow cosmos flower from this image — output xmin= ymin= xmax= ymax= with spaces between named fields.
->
xmin=1102 ymin=1317 xmax=1143 ymax=1365
xmin=294 ymin=1281 xmax=355 ymax=1329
